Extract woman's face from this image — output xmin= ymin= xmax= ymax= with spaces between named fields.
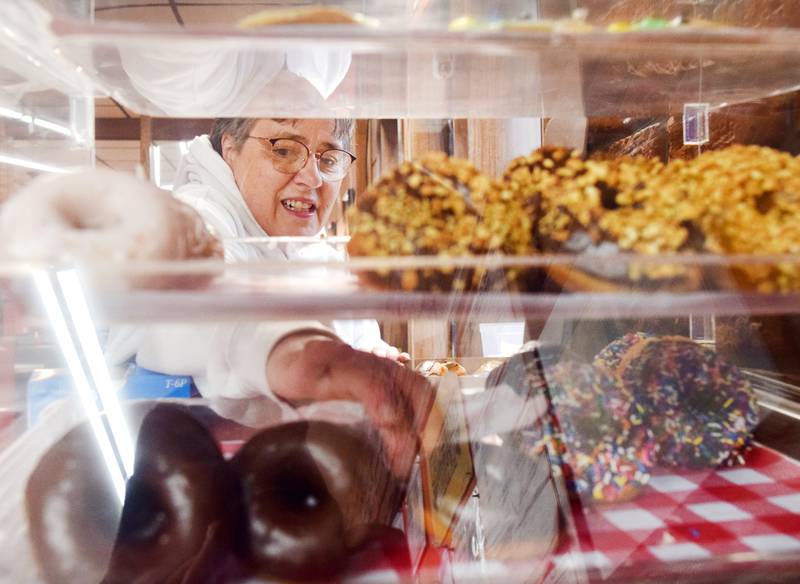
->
xmin=222 ymin=119 xmax=345 ymax=237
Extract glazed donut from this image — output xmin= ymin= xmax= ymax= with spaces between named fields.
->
xmin=26 ymin=419 xmax=124 ymax=583
xmin=0 ymin=168 xmax=221 ymax=288
xmin=473 ymin=359 xmax=504 ymax=375
xmin=26 ymin=404 xmax=239 ymax=584
xmin=103 ymin=404 xmax=240 ymax=583
xmin=610 ymin=336 xmax=759 ymax=468
xmin=238 ymin=6 xmax=366 ymax=27
xmin=230 ymin=421 xmax=400 ymax=581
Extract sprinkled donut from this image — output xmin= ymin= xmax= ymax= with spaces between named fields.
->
xmin=570 ymin=442 xmax=652 ymax=504
xmin=593 ymin=331 xmax=652 ymax=373
xmin=613 ymin=336 xmax=759 ymax=468
xmin=0 ymin=168 xmax=222 ymax=288
xmin=543 ymin=362 xmax=653 ymax=503
xmin=488 ymin=353 xmax=652 ymax=504
xmin=545 ymin=362 xmax=630 ymax=454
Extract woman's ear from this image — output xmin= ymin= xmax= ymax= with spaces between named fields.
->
xmin=220 ymin=134 xmax=237 ymax=166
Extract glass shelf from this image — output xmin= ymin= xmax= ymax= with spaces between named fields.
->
xmin=5 ymin=253 xmax=800 ymax=323
xmin=3 ymin=3 xmax=799 ymax=118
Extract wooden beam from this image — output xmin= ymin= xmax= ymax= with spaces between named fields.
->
xmin=355 ymin=119 xmax=369 ymax=196
xmin=139 ymin=116 xmax=152 ymax=179
xmin=95 ymin=118 xmax=213 ymax=141
xmin=402 ymin=119 xmax=452 ymax=362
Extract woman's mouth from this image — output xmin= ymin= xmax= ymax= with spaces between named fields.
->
xmin=281 ymin=198 xmax=316 ymax=217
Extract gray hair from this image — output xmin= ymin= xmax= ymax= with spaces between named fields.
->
xmin=209 ymin=118 xmax=354 ymax=156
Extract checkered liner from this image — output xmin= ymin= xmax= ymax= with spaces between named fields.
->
xmin=554 ymin=443 xmax=800 ymax=575
xmin=217 ymin=437 xmax=800 ymax=580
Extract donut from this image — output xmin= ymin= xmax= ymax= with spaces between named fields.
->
xmin=485 ymin=349 xmax=548 ymax=396
xmin=26 ymin=404 xmax=236 ymax=583
xmin=487 ymin=351 xmax=652 ymax=503
xmin=543 ymin=362 xmax=653 ymax=504
xmin=592 ymin=331 xmax=652 ymax=373
xmin=103 ymin=404 xmax=240 ymax=583
xmin=0 ymin=168 xmax=222 ymax=288
xmin=569 ymin=442 xmax=652 ymax=504
xmin=544 ymin=362 xmax=631 ymax=456
xmin=473 ymin=359 xmax=504 ymax=375
xmin=609 ymin=336 xmax=759 ymax=468
xmin=661 ymin=145 xmax=800 ymax=292
xmin=230 ymin=421 xmax=401 ymax=581
xmin=26 ymin=418 xmax=124 ymax=583
xmin=343 ymin=524 xmax=413 ymax=577
xmin=347 ymin=152 xmax=530 ymax=291
xmin=715 ymin=315 xmax=800 ymax=384
xmin=238 ymin=6 xmax=368 ymax=27
xmin=417 ymin=360 xmax=467 ymax=377
xmin=531 ymin=153 xmax=703 ymax=291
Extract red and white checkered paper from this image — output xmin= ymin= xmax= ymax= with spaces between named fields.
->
xmin=217 ymin=436 xmax=800 ymax=581
xmin=553 ymin=443 xmax=800 ymax=574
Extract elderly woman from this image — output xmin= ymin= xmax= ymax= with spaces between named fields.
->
xmin=109 ymin=118 xmax=429 ymax=475
xmin=176 ymin=117 xmax=403 ymax=357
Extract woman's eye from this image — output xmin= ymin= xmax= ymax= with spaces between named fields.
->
xmin=319 ymin=156 xmax=337 ymax=169
xmin=273 ymin=148 xmax=292 ymax=158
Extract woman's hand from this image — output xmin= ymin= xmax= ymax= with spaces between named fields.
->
xmin=368 ymin=343 xmax=411 ymax=364
xmin=266 ymin=333 xmax=433 ymax=477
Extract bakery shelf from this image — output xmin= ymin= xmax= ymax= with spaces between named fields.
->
xmin=5 ymin=6 xmax=800 ymax=118
xmin=5 ymin=253 xmax=800 ymax=323
xmin=89 ymin=288 xmax=800 ymax=324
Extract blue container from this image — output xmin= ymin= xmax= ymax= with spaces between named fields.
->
xmin=26 ymin=366 xmax=197 ymax=426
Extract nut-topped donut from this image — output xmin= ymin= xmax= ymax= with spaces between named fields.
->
xmin=662 ymin=145 xmax=800 ymax=292
xmin=0 ymin=168 xmax=222 ymax=288
xmin=347 ymin=152 xmax=533 ymax=291
xmin=534 ymin=154 xmax=702 ymax=290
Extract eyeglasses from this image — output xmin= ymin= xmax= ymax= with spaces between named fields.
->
xmin=247 ymin=136 xmax=356 ymax=182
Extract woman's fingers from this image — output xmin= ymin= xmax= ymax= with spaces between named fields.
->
xmin=371 ymin=345 xmax=389 ymax=359
xmin=378 ymin=424 xmax=419 ymax=477
xmin=268 ymin=336 xmax=435 ymax=476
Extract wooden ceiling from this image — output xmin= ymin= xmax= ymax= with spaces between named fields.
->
xmin=91 ymin=1 xmax=309 ymax=173
xmin=93 ymin=1 xmax=307 ymax=26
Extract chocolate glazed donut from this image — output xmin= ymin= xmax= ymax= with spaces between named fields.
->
xmin=26 ymin=421 xmax=124 ymax=583
xmin=230 ymin=421 xmax=403 ymax=582
xmin=102 ymin=404 xmax=243 ymax=584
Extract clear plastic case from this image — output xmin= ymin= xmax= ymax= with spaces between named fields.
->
xmin=3 ymin=1 xmax=800 ymax=583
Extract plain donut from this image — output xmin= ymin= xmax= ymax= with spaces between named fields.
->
xmin=0 ymin=168 xmax=221 ymax=287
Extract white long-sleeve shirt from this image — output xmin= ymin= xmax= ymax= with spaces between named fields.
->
xmin=106 ymin=136 xmax=383 ymax=425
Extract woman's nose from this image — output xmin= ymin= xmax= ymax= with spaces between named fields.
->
xmin=294 ymin=154 xmax=324 ymax=189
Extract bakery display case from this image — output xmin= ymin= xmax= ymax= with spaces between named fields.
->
xmin=2 ymin=0 xmax=800 ymax=582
